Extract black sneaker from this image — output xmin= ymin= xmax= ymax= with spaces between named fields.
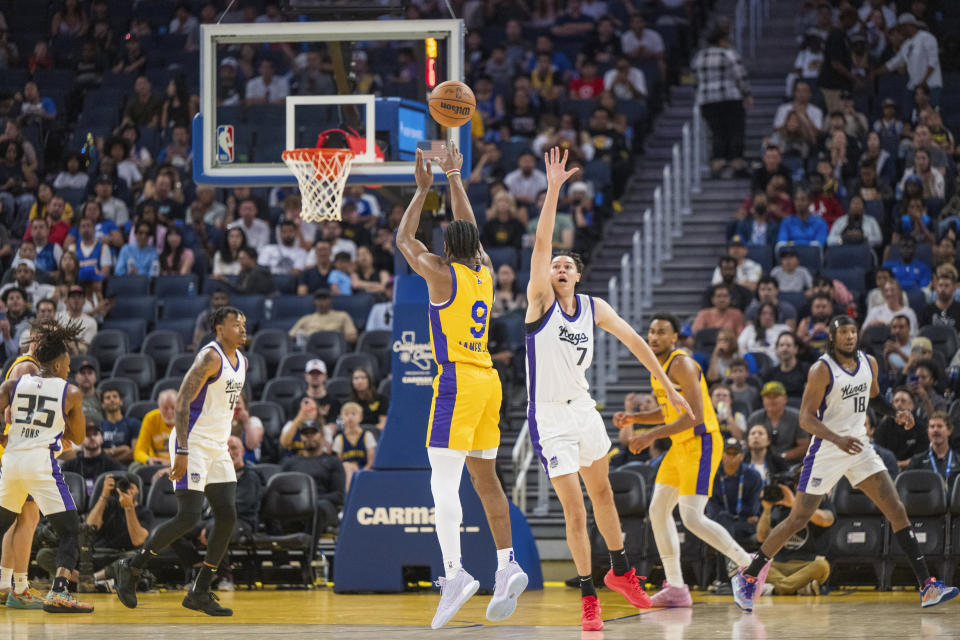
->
xmin=182 ymin=590 xmax=233 ymax=616
xmin=115 ymin=558 xmax=142 ymax=609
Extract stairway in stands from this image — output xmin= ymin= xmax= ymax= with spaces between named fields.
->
xmin=508 ymin=3 xmax=801 ymax=545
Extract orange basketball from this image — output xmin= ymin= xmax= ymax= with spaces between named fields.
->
xmin=428 ymin=81 xmax=476 ymax=128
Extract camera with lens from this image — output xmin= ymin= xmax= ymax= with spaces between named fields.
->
xmin=762 ymin=472 xmax=797 ymax=503
xmin=111 ymin=476 xmax=131 ymax=498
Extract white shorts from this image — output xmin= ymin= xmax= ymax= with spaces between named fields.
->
xmin=796 ymin=436 xmax=887 ymax=495
xmin=0 ymin=449 xmax=75 ymax=515
xmin=170 ymin=433 xmax=236 ymax=492
xmin=529 ymin=397 xmax=611 ymax=478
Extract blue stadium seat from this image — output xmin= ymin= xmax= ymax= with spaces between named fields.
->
xmin=778 ymin=291 xmax=806 ymax=313
xmin=154 ymin=318 xmax=195 ymax=346
xmin=746 ymin=244 xmax=774 ymax=273
xmin=272 ymin=295 xmax=314 ymax=320
xmin=105 ymin=275 xmax=150 ymax=297
xmin=161 ymin=295 xmax=209 ymax=320
xmin=332 ymin=293 xmax=375 ymax=331
xmin=108 ymin=295 xmax=157 ymax=325
xmin=887 ymin=242 xmax=934 ymax=267
xmin=230 ymin=295 xmax=265 ymax=329
xmin=203 ymin=276 xmax=238 ymax=294
xmin=778 ymin=244 xmax=821 ymax=273
xmin=154 ymin=275 xmax=198 ymax=297
xmin=822 ymin=267 xmax=867 ymax=298
xmin=273 ymin=273 xmax=298 ymax=295
xmin=101 ymin=319 xmax=147 ymax=351
xmin=824 ymin=244 xmax=875 ymax=270
xmin=487 ymin=247 xmax=519 ymax=271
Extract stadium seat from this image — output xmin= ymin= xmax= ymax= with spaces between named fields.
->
xmin=824 ymin=244 xmax=876 ymax=270
xmin=377 ymin=376 xmax=391 ymax=398
xmin=253 ymin=463 xmax=282 ymax=485
xmin=693 ymin=328 xmax=720 ymax=354
xmin=61 ymin=471 xmax=87 ymax=514
xmin=860 ymin=325 xmax=891 ymax=361
xmin=111 ymin=353 xmax=156 ymax=399
xmin=151 ymin=377 xmax=184 ymax=402
xmin=249 ymin=401 xmax=286 ymax=442
xmin=251 ymin=329 xmax=290 ymax=377
xmin=325 ymin=377 xmax=352 ymax=404
xmin=306 ymin=331 xmax=348 ymax=373
xmin=779 ymin=244 xmax=821 ymax=273
xmin=125 ymin=400 xmax=155 ymax=422
xmin=746 ymin=245 xmax=774 ymax=273
xmin=108 ymin=295 xmax=157 ymax=327
xmin=88 ymin=330 xmax=130 ymax=373
xmin=105 ymin=275 xmax=150 ymax=297
xmin=886 ymin=470 xmax=950 ymax=588
xmin=147 ymin=478 xmax=180 ymax=520
xmin=231 ymin=295 xmax=265 ymax=331
xmin=778 ymin=291 xmax=807 ymax=313
xmin=822 ymin=267 xmax=867 ymax=298
xmin=276 ymin=352 xmax=322 ymax=378
xmin=97 ymin=378 xmax=138 ymax=412
xmin=827 ymin=477 xmax=886 ymax=587
xmin=357 ymin=330 xmax=393 ymax=376
xmin=272 ymin=295 xmax=315 ymax=321
xmin=142 ymin=330 xmax=185 ymax=374
xmin=261 ymin=377 xmax=307 ymax=418
xmin=919 ymin=325 xmax=958 ymax=362
xmin=203 ymin=276 xmax=239 ymax=294
xmin=487 ymin=247 xmax=519 ymax=271
xmin=590 ymin=471 xmax=646 ymax=575
xmin=887 ymin=242 xmax=933 ymax=267
xmin=273 ymin=273 xmax=298 ymax=295
xmin=332 ymin=293 xmax=376 ymax=331
xmin=69 ymin=354 xmax=100 ymax=379
xmin=906 ymin=288 xmax=927 ymax=315
xmin=154 ymin=274 xmax=198 ymax=297
xmin=161 ymin=296 xmax=211 ymax=321
xmin=332 ymin=352 xmax=380 ymax=382
xmin=254 ymin=472 xmax=318 ymax=585
xmin=101 ymin=319 xmax=147 ymax=351
xmin=154 ymin=318 xmax=196 ymax=347
xmin=245 ymin=352 xmax=268 ymax=397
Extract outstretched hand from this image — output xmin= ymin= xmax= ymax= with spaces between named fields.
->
xmin=544 ymin=146 xmax=579 ymax=187
xmin=438 ymin=140 xmax=463 ymax=174
xmin=414 ymin=148 xmax=434 ymax=190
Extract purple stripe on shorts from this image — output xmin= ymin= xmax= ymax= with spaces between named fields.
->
xmin=49 ymin=451 xmax=76 ymax=512
xmin=428 ymin=363 xmax=458 ymax=447
xmin=695 ymin=433 xmax=714 ymax=495
xmin=525 ymin=334 xmax=548 ymax=471
xmin=693 ymin=422 xmax=707 ymax=436
xmin=797 ymin=436 xmax=823 ymax=492
xmin=176 ymin=470 xmax=189 ymax=491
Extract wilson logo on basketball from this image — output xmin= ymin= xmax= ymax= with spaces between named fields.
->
xmin=440 ymin=101 xmax=471 ymax=115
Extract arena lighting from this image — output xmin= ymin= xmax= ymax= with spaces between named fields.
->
xmin=425 ymin=37 xmax=438 ymax=88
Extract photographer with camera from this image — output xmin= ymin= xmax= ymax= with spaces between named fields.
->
xmin=62 ymin=423 xmax=125 ymax=496
xmin=755 ymin=468 xmax=833 ymax=596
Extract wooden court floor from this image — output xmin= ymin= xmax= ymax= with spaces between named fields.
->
xmin=0 ymin=587 xmax=957 ymax=639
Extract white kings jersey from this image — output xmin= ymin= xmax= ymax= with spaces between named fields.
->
xmin=525 ymin=294 xmax=595 ymax=404
xmin=187 ymin=341 xmax=246 ymax=446
xmin=816 ymin=350 xmax=872 ymax=441
xmin=6 ymin=375 xmax=69 ymax=455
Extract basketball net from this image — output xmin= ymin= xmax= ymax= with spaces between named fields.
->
xmin=281 ymin=148 xmax=354 ymax=222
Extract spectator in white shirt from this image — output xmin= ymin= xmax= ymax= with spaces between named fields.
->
xmin=874 ymin=13 xmax=942 ymax=106
xmin=190 ymin=184 xmax=227 ymax=227
xmin=603 ymin=56 xmax=647 ymax=100
xmin=620 ymin=14 xmax=665 ymax=77
xmin=827 ymin=195 xmax=883 ymax=247
xmin=93 ymin=175 xmax=129 ymax=227
xmin=169 ymin=3 xmax=199 ymax=44
xmin=52 ymin=153 xmax=89 ymax=190
xmin=773 ymin=79 xmax=823 ymax=135
xmin=858 ymin=0 xmax=896 ymax=28
xmin=259 ymin=220 xmax=309 ymax=275
xmin=57 ymin=285 xmax=98 ymax=353
xmin=245 ymin=59 xmax=290 ymax=105
xmin=503 ymin=152 xmax=548 ymax=206
xmin=365 ymin=279 xmax=394 ymax=331
xmin=712 ymin=236 xmax=762 ymax=290
xmin=228 ymin=198 xmax=271 ymax=250
xmin=0 ymin=259 xmax=55 ymax=305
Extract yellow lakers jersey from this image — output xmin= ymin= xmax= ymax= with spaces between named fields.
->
xmin=649 ymin=349 xmax=720 ymax=443
xmin=2 ymin=354 xmax=39 ymax=456
xmin=428 ymin=262 xmax=493 ymax=369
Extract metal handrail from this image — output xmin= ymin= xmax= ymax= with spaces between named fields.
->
xmin=511 ymin=420 xmax=534 ymax=513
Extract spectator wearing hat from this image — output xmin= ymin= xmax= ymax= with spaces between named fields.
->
xmin=0 ymin=258 xmax=55 ymax=305
xmin=872 ymin=98 xmax=904 ymax=155
xmin=704 ymin=256 xmax=753 ymax=311
xmin=762 ymin=332 xmax=808 ymax=400
xmin=57 ymin=285 xmax=98 ymax=352
xmin=882 ymin=235 xmax=932 ymax=291
xmin=97 ymin=387 xmax=139 ymax=464
xmin=873 ymin=13 xmax=942 ymax=108
xmin=288 ymin=289 xmax=358 ymax=345
xmin=906 ymin=412 xmax=958 ymax=485
xmin=863 ymin=279 xmax=918 ymax=336
xmin=280 ymin=420 xmax=344 ymax=534
xmin=770 ymin=247 xmax=813 ymax=293
xmin=826 ymin=195 xmax=883 ymax=248
xmin=218 ymin=57 xmax=244 ymax=106
xmin=62 ymin=423 xmax=125 ymax=494
xmin=920 ymin=268 xmax=960 ymax=331
xmin=73 ymin=359 xmax=105 ymax=423
xmin=303 ymin=359 xmax=340 ymax=427
xmin=692 ymin=284 xmax=746 ymax=334
xmin=713 ymin=237 xmax=762 ymax=292
xmin=93 ymin=174 xmax=129 ymax=227
xmin=706 ymin=437 xmax=762 ymax=547
xmin=746 ymin=381 xmax=808 ymax=462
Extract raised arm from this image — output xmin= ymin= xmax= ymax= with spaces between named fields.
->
xmin=439 ymin=141 xmax=493 ymax=273
xmin=594 ymin=297 xmax=694 ymax=421
xmin=170 ymin=348 xmax=221 ymax=481
xmin=395 ymin=149 xmax=452 ymax=300
xmin=526 ymin=147 xmax=579 ymax=313
xmin=798 ymin=361 xmax=862 ymax=454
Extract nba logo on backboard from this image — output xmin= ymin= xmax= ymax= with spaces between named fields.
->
xmin=217 ymin=125 xmax=234 ymax=163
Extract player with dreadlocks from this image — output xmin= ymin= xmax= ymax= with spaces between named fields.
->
xmin=732 ymin=315 xmax=958 ymax=611
xmin=0 ymin=320 xmax=93 ymax=612
xmin=397 ymin=142 xmax=527 ymax=629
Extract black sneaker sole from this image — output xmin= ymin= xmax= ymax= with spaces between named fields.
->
xmin=115 ymin=561 xmax=140 ymax=609
xmin=182 ymin=597 xmax=233 ymax=616
xmin=43 ymin=604 xmax=94 ymax=613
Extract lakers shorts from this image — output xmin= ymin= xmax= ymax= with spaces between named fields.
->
xmin=0 ymin=449 xmax=76 ymax=515
xmin=426 ymin=363 xmax=502 ymax=451
xmin=655 ymin=430 xmax=722 ymax=496
xmin=170 ymin=433 xmax=236 ymax=492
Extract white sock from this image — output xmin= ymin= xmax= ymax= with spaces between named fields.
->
xmin=678 ymin=495 xmax=753 ymax=567
xmin=0 ymin=567 xmax=12 ymax=592
xmin=13 ymin=572 xmax=28 ymax=594
xmin=649 ymin=484 xmax=685 ymax=587
xmin=496 ymin=548 xmax=514 ymax=571
xmin=428 ymin=447 xmax=466 ymax=580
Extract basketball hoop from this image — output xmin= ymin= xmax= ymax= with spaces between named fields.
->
xmin=281 ymin=148 xmax=354 ymax=222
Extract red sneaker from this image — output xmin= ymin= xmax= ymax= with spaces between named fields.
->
xmin=581 ymin=595 xmax=603 ymax=631
xmin=603 ymin=568 xmax=652 ymax=608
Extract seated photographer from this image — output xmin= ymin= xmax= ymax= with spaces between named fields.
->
xmin=757 ymin=472 xmax=833 ymax=596
xmin=706 ymin=438 xmax=762 ymax=549
xmin=37 ymin=474 xmax=153 ymax=586
xmin=62 ymin=423 xmax=125 ymax=496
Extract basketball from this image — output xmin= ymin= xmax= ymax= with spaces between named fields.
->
xmin=428 ymin=81 xmax=476 ymax=128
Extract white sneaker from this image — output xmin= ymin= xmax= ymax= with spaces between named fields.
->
xmin=431 ymin=570 xmax=479 ymax=629
xmin=486 ymin=562 xmax=528 ymax=621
